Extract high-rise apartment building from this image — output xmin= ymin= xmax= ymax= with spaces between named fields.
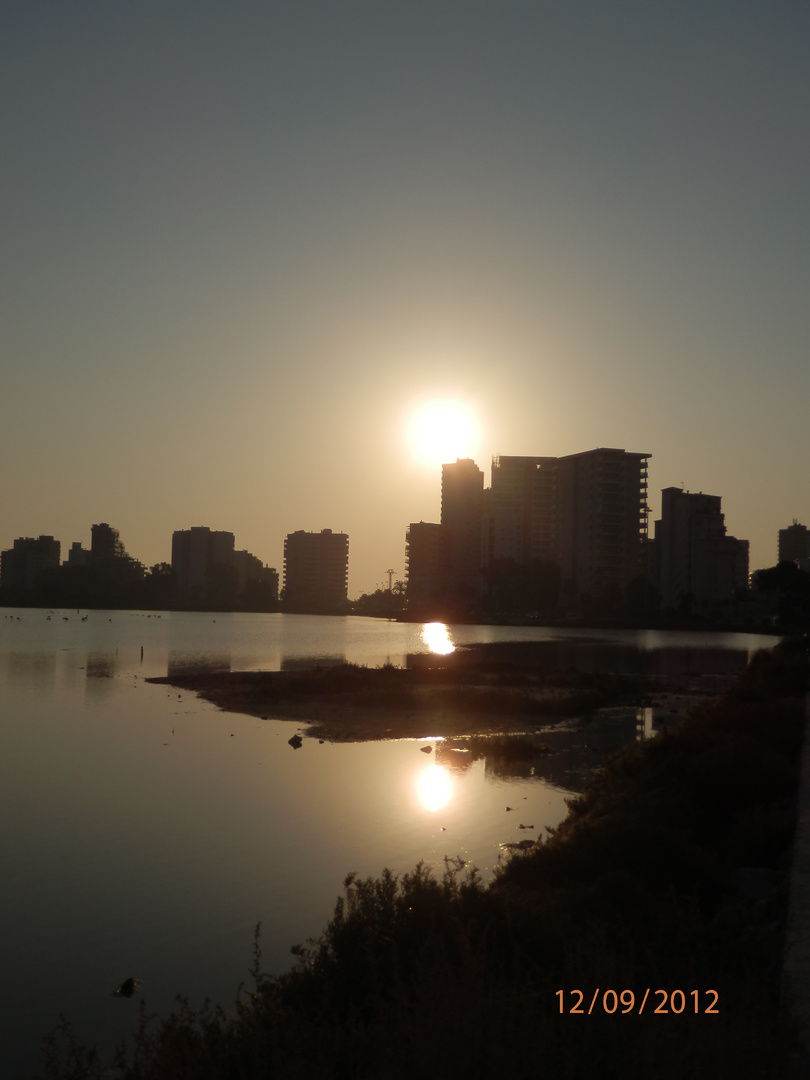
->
xmin=556 ymin=448 xmax=650 ymax=601
xmin=481 ymin=448 xmax=649 ymax=603
xmin=65 ymin=541 xmax=90 ymax=568
xmin=440 ymin=458 xmax=484 ymax=606
xmin=171 ymin=527 xmax=236 ymax=599
xmin=172 ymin=527 xmax=277 ymax=606
xmin=0 ymin=535 xmax=61 ymax=593
xmin=405 ymin=521 xmax=442 ymax=609
xmin=653 ymin=487 xmax=749 ymax=609
xmin=90 ymin=523 xmax=126 ymax=562
xmin=283 ymin=529 xmax=349 ymax=613
xmin=778 ymin=521 xmax=810 ymax=569
xmin=232 ymin=549 xmax=279 ymax=600
xmin=486 ymin=455 xmax=559 ymax=567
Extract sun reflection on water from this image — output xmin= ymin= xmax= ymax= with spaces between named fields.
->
xmin=422 ymin=622 xmax=454 ymax=655
xmin=416 ymin=762 xmax=453 ymax=812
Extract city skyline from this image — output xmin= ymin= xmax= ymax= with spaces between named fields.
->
xmin=2 ymin=4 xmax=808 ymax=595
xmin=0 ymin=442 xmax=799 ymax=600
xmin=2 ymin=447 xmax=789 ymax=606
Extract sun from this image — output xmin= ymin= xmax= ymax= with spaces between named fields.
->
xmin=416 ymin=763 xmax=453 ymax=812
xmin=405 ymin=398 xmax=479 ymax=467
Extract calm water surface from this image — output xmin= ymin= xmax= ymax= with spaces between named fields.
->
xmin=0 ymin=610 xmax=778 ymax=1076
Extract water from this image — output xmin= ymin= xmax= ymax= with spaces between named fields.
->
xmin=0 ymin=610 xmax=778 ymax=1077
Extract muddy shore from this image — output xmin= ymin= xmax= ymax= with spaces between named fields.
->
xmin=146 ymin=644 xmax=736 ymax=743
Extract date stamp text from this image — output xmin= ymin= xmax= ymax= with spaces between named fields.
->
xmin=556 ymin=989 xmax=719 ymax=1015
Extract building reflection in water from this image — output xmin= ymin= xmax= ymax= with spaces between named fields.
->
xmin=280 ymin=655 xmax=346 ymax=672
xmin=6 ymin=651 xmax=57 ymax=687
xmin=454 ymin=640 xmax=751 ymax=677
xmin=636 ymin=706 xmax=654 ymax=740
xmin=85 ymin=652 xmax=116 ymax=680
xmin=432 ymin=718 xmax=649 ymax=794
xmin=167 ymin=652 xmax=232 ymax=678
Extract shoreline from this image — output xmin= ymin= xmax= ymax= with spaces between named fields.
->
xmin=146 ymin=653 xmax=735 ymax=744
xmin=49 ymin=640 xmax=809 ymax=1080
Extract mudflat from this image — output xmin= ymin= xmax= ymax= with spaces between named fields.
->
xmin=147 ymin=643 xmax=731 ymax=743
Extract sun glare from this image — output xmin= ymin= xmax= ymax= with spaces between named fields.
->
xmin=405 ymin=399 xmax=479 ymax=468
xmin=416 ymin=762 xmax=453 ymax=812
xmin=422 ymin=622 xmax=455 ymax=655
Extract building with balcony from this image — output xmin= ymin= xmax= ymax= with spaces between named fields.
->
xmin=480 ymin=448 xmax=650 ymax=605
xmin=556 ymin=448 xmax=650 ymax=603
xmin=283 ymin=529 xmax=349 ymax=613
xmin=485 ymin=455 xmax=559 ymax=568
xmin=653 ymin=487 xmax=749 ymax=611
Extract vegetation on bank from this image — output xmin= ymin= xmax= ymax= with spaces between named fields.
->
xmin=0 ymin=561 xmax=281 ymax=613
xmin=40 ymin=640 xmax=808 ymax=1079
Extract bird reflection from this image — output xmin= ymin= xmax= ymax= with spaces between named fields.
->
xmin=416 ymin=763 xmax=453 ymax=812
xmin=422 ymin=622 xmax=454 ymax=655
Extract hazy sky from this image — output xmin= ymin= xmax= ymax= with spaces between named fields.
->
xmin=2 ymin=2 xmax=808 ymax=595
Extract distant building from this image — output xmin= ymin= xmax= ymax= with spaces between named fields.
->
xmin=171 ymin=527 xmax=277 ymax=607
xmin=283 ymin=529 xmax=349 ymax=613
xmin=778 ymin=521 xmax=810 ymax=570
xmin=233 ymin=548 xmax=279 ymax=603
xmin=90 ymin=522 xmax=126 ymax=562
xmin=0 ymin=535 xmax=61 ymax=593
xmin=556 ymin=448 xmax=651 ymax=603
xmin=171 ymin=527 xmax=236 ymax=599
xmin=440 ymin=458 xmax=484 ymax=607
xmin=64 ymin=542 xmax=90 ymax=568
xmin=405 ymin=522 xmax=442 ymax=608
xmin=88 ymin=523 xmax=144 ymax=584
xmin=653 ymin=487 xmax=749 ymax=611
xmin=480 ymin=448 xmax=649 ymax=605
xmin=485 ymin=455 xmax=559 ymax=567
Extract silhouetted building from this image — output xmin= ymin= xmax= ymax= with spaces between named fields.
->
xmin=283 ymin=529 xmax=348 ymax=613
xmin=233 ymin=549 xmax=279 ymax=602
xmin=405 ymin=521 xmax=442 ymax=608
xmin=172 ymin=527 xmax=236 ymax=600
xmin=171 ymin=527 xmax=277 ymax=607
xmin=233 ymin=549 xmax=262 ymax=592
xmin=440 ymin=458 xmax=484 ymax=607
xmin=481 ymin=448 xmax=649 ymax=605
xmin=64 ymin=542 xmax=89 ymax=568
xmin=653 ymin=487 xmax=749 ymax=611
xmin=485 ymin=455 xmax=559 ymax=567
xmin=779 ymin=521 xmax=810 ymax=570
xmin=87 ymin=523 xmax=144 ymax=587
xmin=556 ymin=448 xmax=650 ymax=603
xmin=90 ymin=522 xmax=126 ymax=562
xmin=0 ymin=535 xmax=61 ymax=592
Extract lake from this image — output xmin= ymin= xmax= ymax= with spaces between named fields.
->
xmin=0 ymin=609 xmax=778 ymax=1077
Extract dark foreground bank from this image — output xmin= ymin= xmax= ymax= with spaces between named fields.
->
xmin=39 ymin=639 xmax=808 ymax=1079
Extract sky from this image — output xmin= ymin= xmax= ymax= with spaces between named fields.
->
xmin=2 ymin=1 xmax=808 ymax=596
